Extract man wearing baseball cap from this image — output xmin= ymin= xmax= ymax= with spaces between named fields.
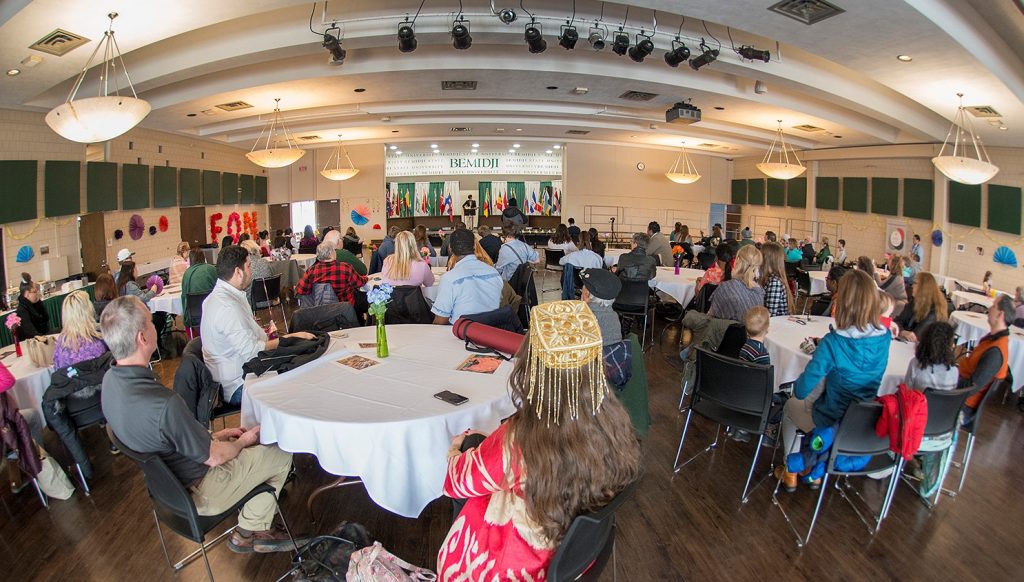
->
xmin=113 ymin=248 xmax=135 ymax=283
xmin=580 ymin=268 xmax=633 ymax=387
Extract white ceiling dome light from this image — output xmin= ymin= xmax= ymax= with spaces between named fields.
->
xmin=665 ymin=145 xmax=701 ymax=184
xmin=320 ymin=135 xmax=360 ymax=181
xmin=931 ymin=93 xmax=999 ymax=185
xmin=245 ymin=98 xmax=306 ymax=168
xmin=756 ymin=120 xmax=806 ymax=180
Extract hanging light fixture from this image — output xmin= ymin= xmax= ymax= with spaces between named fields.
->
xmin=320 ymin=135 xmax=360 ymax=181
xmin=45 ymin=13 xmax=151 ymax=143
xmin=756 ymin=120 xmax=806 ymax=180
xmin=245 ymin=98 xmax=306 ymax=168
xmin=931 ymin=93 xmax=999 ymax=185
xmin=665 ymin=145 xmax=701 ymax=184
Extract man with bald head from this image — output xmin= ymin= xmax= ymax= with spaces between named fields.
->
xmin=322 ymin=228 xmax=367 ymax=275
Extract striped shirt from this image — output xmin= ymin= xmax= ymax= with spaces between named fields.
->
xmin=739 ymin=338 xmax=770 ymax=365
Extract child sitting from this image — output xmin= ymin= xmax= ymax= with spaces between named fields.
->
xmin=903 ymin=321 xmax=959 ymax=391
xmin=879 ymin=292 xmax=899 ymax=338
xmin=739 ymin=306 xmax=771 ymax=365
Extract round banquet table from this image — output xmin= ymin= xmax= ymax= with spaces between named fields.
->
xmin=362 ymin=267 xmax=447 ymax=303
xmin=603 ymin=248 xmax=629 ymax=268
xmin=652 ymin=267 xmax=705 ymax=307
xmin=0 ymin=343 xmax=54 ymax=422
xmin=764 ymin=315 xmax=914 ymax=395
xmin=240 ymin=324 xmax=517 ymax=518
xmin=951 ymin=290 xmax=1002 ymax=309
xmin=147 ymin=284 xmax=183 ymax=315
xmin=809 ymin=271 xmax=829 ymax=296
xmin=950 ymin=310 xmax=1024 ymax=392
xmin=291 ymin=253 xmax=317 ymax=269
xmin=268 ymin=258 xmax=301 ymax=288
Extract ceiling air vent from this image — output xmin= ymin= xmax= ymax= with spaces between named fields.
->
xmin=768 ymin=0 xmax=845 ymax=25
xmin=29 ymin=29 xmax=90 ymax=56
xmin=566 ymin=130 xmax=590 ymax=135
xmin=450 ymin=127 xmax=471 ymax=132
xmin=297 ymin=135 xmax=320 ymax=141
xmin=965 ymin=105 xmax=1001 ymax=118
xmin=215 ymin=101 xmax=254 ymax=112
xmin=442 ymin=81 xmax=477 ymax=90
xmin=619 ymin=90 xmax=659 ymax=102
xmin=792 ymin=124 xmax=825 ymax=132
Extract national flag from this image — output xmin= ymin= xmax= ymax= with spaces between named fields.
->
xmin=445 ymin=192 xmax=454 ymax=222
xmin=385 ymin=187 xmax=392 ymax=217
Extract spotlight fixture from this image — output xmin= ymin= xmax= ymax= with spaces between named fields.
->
xmin=628 ymin=33 xmax=654 ymax=62
xmin=588 ymin=27 xmax=606 ymax=50
xmin=6 ymin=68 xmax=20 ymax=76
xmin=323 ymin=26 xmax=346 ymax=65
xmin=664 ymin=39 xmax=690 ymax=67
xmin=525 ymin=22 xmax=546 ymax=53
xmin=897 ymin=54 xmax=913 ymax=62
xmin=737 ymin=45 xmax=770 ymax=62
xmin=397 ymin=21 xmax=417 ymax=53
xmin=452 ymin=19 xmax=472 ymax=50
xmin=689 ymin=40 xmax=718 ymax=70
xmin=559 ymin=24 xmax=579 ymax=50
xmin=498 ymin=8 xmax=517 ymax=24
xmin=611 ymin=30 xmax=630 ymax=56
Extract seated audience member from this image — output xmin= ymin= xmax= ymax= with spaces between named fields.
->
xmin=431 ymin=229 xmax=502 ymax=325
xmin=903 ymin=321 xmax=959 ymax=391
xmin=322 ymin=229 xmax=368 ymax=275
xmin=54 ymin=290 xmax=108 ymax=370
xmin=696 ymin=244 xmax=734 ymax=293
xmin=295 ymin=241 xmax=367 ymax=305
xmin=15 ymin=274 xmax=50 ymax=340
xmin=815 ymin=237 xmax=832 ymax=265
xmin=777 ymin=269 xmax=891 ymax=492
xmin=501 ymin=196 xmax=528 ymax=227
xmin=181 ymin=249 xmax=217 ymax=327
xmin=739 ymin=306 xmax=771 ymax=365
xmin=739 ymin=229 xmax=755 ymax=247
xmin=169 ymin=242 xmax=191 ymax=285
xmin=202 ymin=246 xmax=314 ymax=405
xmin=495 ymin=226 xmax=538 ymax=281
xmin=92 ymin=273 xmax=119 ymax=318
xmin=878 ymin=292 xmax=899 ymax=337
xmin=614 ymin=233 xmax=657 ymax=283
xmin=284 ymin=227 xmax=296 ymax=252
xmin=801 ymin=238 xmax=816 ymax=263
xmin=412 ymin=225 xmax=437 ymax=258
xmin=981 ymin=270 xmax=994 ymax=295
xmin=221 ymin=235 xmax=235 ymax=250
xmin=100 ymin=296 xmax=308 ymax=553
xmin=547 ymin=224 xmax=578 ymax=254
xmin=477 ymin=225 xmax=502 ymax=264
xmin=567 ymin=217 xmax=581 ymax=242
xmin=473 ymin=237 xmax=496 ymax=267
xmin=382 ymin=231 xmax=436 ymax=288
xmin=645 ymin=221 xmax=673 ymax=266
xmin=1014 ymin=286 xmax=1024 ymax=324
xmin=959 ymin=296 xmax=1013 ymax=422
xmin=439 ymin=223 xmax=465 ymax=257
xmin=785 ymin=238 xmax=803 ymax=263
xmin=588 ymin=229 xmax=607 ymax=258
xmin=669 ymin=222 xmax=688 ymax=244
xmin=760 ymin=242 xmax=794 ymax=317
xmin=238 ymin=233 xmax=251 ymax=243
xmin=710 ymin=224 xmax=724 ymax=246
xmin=764 ymin=231 xmax=778 ymax=244
xmin=581 ymin=268 xmax=622 ymax=346
xmin=116 ymin=261 xmax=158 ymax=305
xmin=342 ymin=227 xmax=363 ymax=257
xmin=857 ymin=255 xmax=880 ymax=285
xmin=258 ymin=230 xmax=271 ymax=257
xmin=298 ymin=225 xmax=319 ymax=250
xmin=879 ymin=255 xmax=908 ymax=313
xmin=895 ymin=272 xmax=948 ymax=342
xmin=439 ymin=300 xmax=641 ymax=579
xmin=559 ymin=231 xmax=604 ymax=271
xmin=834 ymin=239 xmax=848 ymax=265
xmin=240 ymin=240 xmax=274 ymax=305
xmin=709 ymin=246 xmax=765 ymax=322
xmin=810 ymin=265 xmax=849 ymax=317
xmin=113 ymin=248 xmax=135 ymax=283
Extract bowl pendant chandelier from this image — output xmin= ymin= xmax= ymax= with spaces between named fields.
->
xmin=665 ymin=146 xmax=701 ymax=184
xmin=45 ymin=12 xmax=151 ymax=143
xmin=245 ymin=98 xmax=306 ymax=168
xmin=321 ymin=136 xmax=360 ymax=181
xmin=931 ymin=93 xmax=999 ymax=185
xmin=756 ymin=120 xmax=806 ymax=180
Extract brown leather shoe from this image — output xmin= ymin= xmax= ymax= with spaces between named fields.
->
xmin=229 ymin=526 xmax=309 ymax=554
xmin=774 ymin=466 xmax=797 ymax=493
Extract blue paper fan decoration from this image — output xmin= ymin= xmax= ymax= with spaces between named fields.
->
xmin=351 ymin=203 xmax=371 ymax=226
xmin=931 ymin=230 xmax=943 ymax=247
xmin=16 ymin=245 xmax=33 ymax=263
xmin=993 ymin=246 xmax=1017 ymax=268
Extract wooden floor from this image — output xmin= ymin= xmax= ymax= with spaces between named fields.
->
xmin=2 ymin=301 xmax=1023 ymax=581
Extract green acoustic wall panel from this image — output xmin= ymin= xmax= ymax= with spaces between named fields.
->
xmin=871 ymin=178 xmax=899 ymax=216
xmin=202 ymin=170 xmax=221 ymax=205
xmin=221 ymin=172 xmax=239 ymax=204
xmin=988 ymin=184 xmax=1022 ymax=235
xmin=842 ymin=178 xmax=868 ymax=212
xmin=121 ymin=164 xmax=150 ymax=210
xmin=949 ymin=181 xmax=982 ymax=227
xmin=0 ymin=160 xmax=38 ymax=223
xmin=766 ymin=178 xmax=785 ymax=206
xmin=44 ymin=160 xmax=81 ymax=217
xmin=255 ymin=175 xmax=268 ymax=204
xmin=787 ymin=177 xmax=807 ymax=208
xmin=180 ymin=169 xmax=201 ymax=207
xmin=153 ymin=166 xmax=178 ymax=208
xmin=747 ymin=178 xmax=765 ymax=205
xmin=903 ymin=178 xmax=933 ymax=220
xmin=239 ymin=174 xmax=254 ymax=204
xmin=87 ymin=162 xmax=118 ymax=212
xmin=816 ymin=177 xmax=839 ymax=210
xmin=731 ymin=179 xmax=746 ymax=204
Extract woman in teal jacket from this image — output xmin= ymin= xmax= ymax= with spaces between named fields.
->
xmin=777 ymin=269 xmax=891 ymax=492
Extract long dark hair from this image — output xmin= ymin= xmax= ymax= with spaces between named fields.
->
xmin=577 ymin=230 xmax=592 ymax=251
xmin=551 ymin=224 xmax=571 ymax=245
xmin=716 ymin=244 xmax=735 ymax=281
xmin=116 ymin=261 xmax=136 ymax=295
xmin=914 ymin=321 xmax=956 ymax=370
xmin=303 ymin=225 xmax=315 ymax=239
xmin=94 ymin=273 xmax=118 ymax=302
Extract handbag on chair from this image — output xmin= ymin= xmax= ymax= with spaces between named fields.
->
xmin=25 ymin=336 xmax=57 ymax=368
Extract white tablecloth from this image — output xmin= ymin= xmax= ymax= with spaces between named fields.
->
xmin=950 ymin=310 xmax=1024 ymax=392
xmin=764 ymin=315 xmax=914 ymax=395
xmin=1 ymin=347 xmax=53 ymax=421
xmin=291 ymin=254 xmax=317 ymax=269
xmin=951 ymin=290 xmax=998 ymax=309
xmin=241 ymin=324 xmax=517 ymax=518
xmin=603 ymin=249 xmax=629 ymax=268
xmin=363 ymin=267 xmax=447 ymax=303
xmin=652 ymin=267 xmax=704 ymax=306
xmin=809 ymin=271 xmax=829 ymax=296
xmin=148 ymin=284 xmax=183 ymax=315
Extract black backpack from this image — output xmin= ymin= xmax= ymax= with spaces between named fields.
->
xmin=284 ymin=522 xmax=374 ymax=582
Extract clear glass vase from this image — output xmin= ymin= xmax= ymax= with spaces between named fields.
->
xmin=376 ymin=318 xmax=389 ymax=358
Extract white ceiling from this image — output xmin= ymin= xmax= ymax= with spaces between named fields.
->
xmin=0 ymin=0 xmax=1021 ymax=158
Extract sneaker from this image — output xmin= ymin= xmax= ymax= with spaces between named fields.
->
xmin=730 ymin=429 xmax=752 ymax=443
xmin=109 ymin=443 xmax=121 ymax=456
xmin=774 ymin=466 xmax=797 ymax=493
xmin=807 ymin=479 xmax=821 ymax=491
xmin=227 ymin=529 xmax=257 ymax=554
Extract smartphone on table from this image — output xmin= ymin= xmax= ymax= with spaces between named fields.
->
xmin=434 ymin=390 xmax=469 ymax=406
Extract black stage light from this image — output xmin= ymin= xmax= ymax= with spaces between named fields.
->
xmin=689 ymin=44 xmax=719 ymax=70
xmin=664 ymin=40 xmax=690 ymax=67
xmin=398 ymin=22 xmax=417 ymax=53
xmin=737 ymin=45 xmax=771 ymax=62
xmin=323 ymin=32 xmax=346 ymax=65
xmin=452 ymin=20 xmax=472 ymax=50
xmin=588 ymin=28 xmax=605 ymax=50
xmin=559 ymin=25 xmax=579 ymax=50
xmin=611 ymin=31 xmax=630 ymax=56
xmin=628 ymin=34 xmax=654 ymax=62
xmin=525 ymin=23 xmax=546 ymax=53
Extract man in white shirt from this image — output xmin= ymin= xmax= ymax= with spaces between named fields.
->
xmin=202 ymin=246 xmax=313 ymax=405
xmin=495 ymin=226 xmax=538 ymax=281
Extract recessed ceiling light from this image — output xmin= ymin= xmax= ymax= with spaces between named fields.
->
xmin=897 ymin=55 xmax=912 ymax=62
xmin=430 ymin=143 xmax=438 ymax=148
xmin=714 ymin=106 xmax=725 ymax=110
xmin=6 ymin=69 xmax=20 ymax=76
xmin=553 ymin=144 xmax=562 ymax=149
xmin=999 ymin=125 xmax=1008 ymax=131
xmin=395 ymin=150 xmax=403 ymax=155
xmin=471 ymin=143 xmax=479 ymax=147
xmin=833 ymin=135 xmax=843 ymax=138
xmin=545 ymin=149 xmax=553 ymax=154
xmin=515 ymin=128 xmax=523 ymax=132
xmin=630 ymin=135 xmax=638 ymax=138
xmin=508 ymin=149 xmax=515 ymax=153
xmin=354 ymin=87 xmax=366 ymax=92
xmin=471 ymin=148 xmax=478 ymax=153
xmin=434 ymin=149 xmax=441 ymax=154
xmin=512 ymin=143 xmax=520 ymax=148
xmin=392 ymin=130 xmax=399 ymax=133
xmin=546 ymin=86 xmax=558 ymax=90
xmin=389 ymin=145 xmax=397 ymax=150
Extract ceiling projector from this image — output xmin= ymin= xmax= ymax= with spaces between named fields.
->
xmin=666 ymin=102 xmax=701 ymax=124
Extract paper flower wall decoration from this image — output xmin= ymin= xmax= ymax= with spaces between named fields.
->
xmin=372 ymin=223 xmax=382 ymax=230
xmin=351 ymin=204 xmax=372 ymax=225
xmin=149 ymin=226 xmax=157 ymax=236
xmin=993 ymin=246 xmax=1018 ymax=268
xmin=931 ymin=230 xmax=943 ymax=247
xmin=243 ymin=211 xmax=259 ymax=239
xmin=227 ymin=212 xmax=242 ymax=243
xmin=159 ymin=216 xmax=169 ymax=232
xmin=114 ymin=229 xmax=124 ymax=240
xmin=146 ymin=275 xmax=164 ymax=295
xmin=210 ymin=212 xmax=224 ymax=243
xmin=129 ymin=214 xmax=145 ymax=240
xmin=16 ymin=245 xmax=34 ymax=263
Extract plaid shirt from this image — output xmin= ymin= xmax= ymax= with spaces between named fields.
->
xmin=295 ymin=259 xmax=367 ymax=304
xmin=603 ymin=340 xmax=634 ymax=388
xmin=763 ymin=274 xmax=790 ymax=316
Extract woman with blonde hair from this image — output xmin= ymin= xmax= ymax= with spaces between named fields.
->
xmin=895 ymin=272 xmax=949 ymax=342
xmin=54 ymin=290 xmax=108 ymax=369
xmin=382 ymin=230 xmax=436 ymax=287
xmin=760 ymin=242 xmax=794 ymax=316
xmin=709 ymin=245 xmax=765 ymax=322
xmin=169 ymin=241 xmax=191 ymax=285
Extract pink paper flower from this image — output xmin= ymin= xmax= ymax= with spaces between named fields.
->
xmin=5 ymin=314 xmax=21 ymax=330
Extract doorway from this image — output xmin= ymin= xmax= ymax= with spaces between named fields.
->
xmin=269 ymin=203 xmax=291 ymax=233
xmin=79 ymin=212 xmax=107 ymax=280
xmin=317 ymin=199 xmax=340 ymax=231
xmin=179 ymin=206 xmax=207 ymax=248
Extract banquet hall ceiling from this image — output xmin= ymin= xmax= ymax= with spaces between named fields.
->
xmin=0 ymin=0 xmax=1021 ymax=157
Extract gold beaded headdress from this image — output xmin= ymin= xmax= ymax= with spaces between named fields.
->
xmin=526 ymin=300 xmax=607 ymax=425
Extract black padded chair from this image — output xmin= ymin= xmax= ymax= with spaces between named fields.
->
xmin=672 ymin=347 xmax=774 ymax=502
xmin=290 ymin=302 xmax=359 ymax=333
xmin=613 ymin=279 xmax=653 ymax=348
xmin=716 ymin=323 xmax=748 ymax=359
xmin=185 ymin=292 xmax=210 ymax=339
xmin=953 ymin=377 xmax=1007 ymax=495
xmin=773 ymin=401 xmax=902 ymax=547
xmin=900 ymin=387 xmax=975 ymax=508
xmin=546 ymin=482 xmax=637 ymax=582
xmin=794 ymin=269 xmax=823 ymax=314
xmin=61 ymin=395 xmax=106 ymax=496
xmin=384 ymin=285 xmax=433 ymax=325
xmin=251 ymin=274 xmax=287 ymax=332
xmin=543 ymin=249 xmax=565 ymax=293
xmin=107 ymin=427 xmax=296 ymax=581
